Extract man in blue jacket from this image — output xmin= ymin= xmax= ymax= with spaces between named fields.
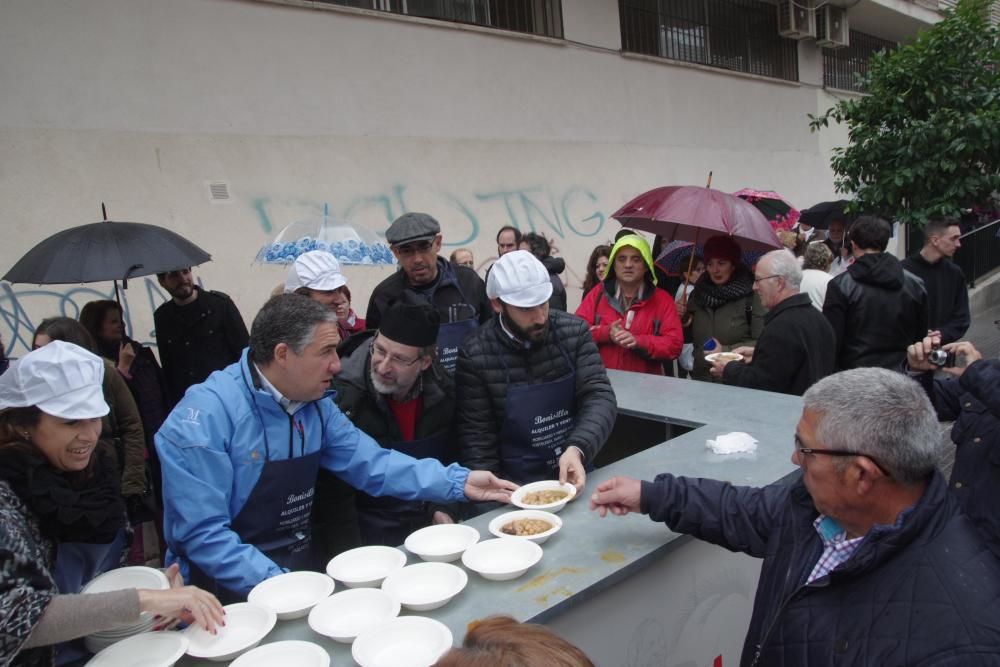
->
xmin=591 ymin=368 xmax=1000 ymax=666
xmin=156 ymin=294 xmax=516 ymax=600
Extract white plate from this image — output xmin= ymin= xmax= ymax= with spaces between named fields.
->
xmin=89 ymin=616 xmax=155 ymax=638
xmin=488 ymin=509 xmax=563 ymax=544
xmin=352 ymin=617 xmax=453 ymax=667
xmin=229 ymin=640 xmax=329 ymax=667
xmin=705 ymin=352 xmax=743 ymax=364
xmin=510 ymin=481 xmax=577 ymax=513
xmin=380 ymin=562 xmax=468 ymax=611
xmin=183 ymin=603 xmax=276 ymax=662
xmin=82 ymin=567 xmax=169 ymax=595
xmin=85 ymin=631 xmax=188 ymax=667
xmin=247 ymin=571 xmax=335 ymax=620
xmin=307 ymin=587 xmax=401 ymax=643
xmin=461 ymin=537 xmax=544 ymax=581
xmin=326 ymin=546 xmax=407 ymax=588
xmin=404 ymin=524 xmax=480 ymax=562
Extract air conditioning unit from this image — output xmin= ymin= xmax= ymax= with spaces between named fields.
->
xmin=778 ymin=0 xmax=816 ymax=39
xmin=816 ymin=5 xmax=850 ymax=48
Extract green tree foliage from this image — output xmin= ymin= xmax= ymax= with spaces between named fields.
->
xmin=809 ymin=0 xmax=1000 ymax=227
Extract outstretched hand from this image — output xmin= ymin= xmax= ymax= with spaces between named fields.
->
xmin=590 ymin=476 xmax=643 ymax=518
xmin=144 ymin=564 xmax=225 ymax=634
xmin=465 ymin=471 xmax=518 ymax=504
xmin=559 ymin=447 xmax=587 ymax=493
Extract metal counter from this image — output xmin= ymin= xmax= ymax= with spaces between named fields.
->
xmin=180 ymin=371 xmax=802 ymax=666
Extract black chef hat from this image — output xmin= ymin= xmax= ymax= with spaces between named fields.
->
xmin=379 ymin=302 xmax=440 ymax=348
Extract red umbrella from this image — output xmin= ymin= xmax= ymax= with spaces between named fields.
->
xmin=612 ymin=186 xmax=783 ymax=253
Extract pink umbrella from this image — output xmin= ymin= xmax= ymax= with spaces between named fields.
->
xmin=732 ymin=188 xmax=801 ymax=232
xmin=612 ymin=185 xmax=783 ymax=253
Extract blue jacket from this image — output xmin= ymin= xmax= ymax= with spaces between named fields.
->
xmin=918 ymin=359 xmax=1000 ymax=558
xmin=155 ymin=350 xmax=471 ymax=595
xmin=641 ymin=472 xmax=1000 ymax=666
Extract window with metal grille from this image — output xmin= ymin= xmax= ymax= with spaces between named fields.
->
xmin=619 ymin=0 xmax=799 ymax=81
xmin=319 ymin=0 xmax=563 ymax=38
xmin=822 ymin=30 xmax=896 ymax=92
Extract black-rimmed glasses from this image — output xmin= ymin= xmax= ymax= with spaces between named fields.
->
xmin=753 ymin=274 xmax=781 ymax=285
xmin=794 ymin=434 xmax=892 ymax=477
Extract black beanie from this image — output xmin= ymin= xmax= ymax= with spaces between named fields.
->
xmin=379 ymin=303 xmax=440 ymax=347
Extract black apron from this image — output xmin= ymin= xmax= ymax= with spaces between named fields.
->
xmin=356 ymin=431 xmax=450 ymax=547
xmin=416 ymin=270 xmax=479 ymax=374
xmin=189 ymin=412 xmax=323 ymax=603
xmin=496 ymin=334 xmax=577 ymax=485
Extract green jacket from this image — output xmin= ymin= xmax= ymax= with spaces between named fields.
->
xmin=687 ymin=292 xmax=766 ymax=381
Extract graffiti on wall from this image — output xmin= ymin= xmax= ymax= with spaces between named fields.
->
xmin=0 ymin=279 xmax=172 ymax=358
xmin=251 ymin=183 xmax=608 ymax=245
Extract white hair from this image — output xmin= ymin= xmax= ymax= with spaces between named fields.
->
xmin=762 ymin=249 xmax=802 ymax=289
xmin=802 ymin=368 xmax=940 ymax=485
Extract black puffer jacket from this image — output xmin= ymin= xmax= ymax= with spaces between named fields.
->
xmin=365 ymin=258 xmax=492 ymax=330
xmin=641 ymin=472 xmax=1000 ymax=666
xmin=542 ymin=256 xmax=567 ymax=312
xmin=823 ymin=252 xmax=928 ymax=370
xmin=455 ymin=310 xmax=616 ymax=478
xmin=918 ymin=359 xmax=1000 ymax=559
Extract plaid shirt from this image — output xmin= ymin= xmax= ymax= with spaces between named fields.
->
xmin=806 ymin=515 xmax=865 ymax=584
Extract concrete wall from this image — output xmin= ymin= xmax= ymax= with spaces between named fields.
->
xmin=0 ymin=0 xmax=855 ymax=356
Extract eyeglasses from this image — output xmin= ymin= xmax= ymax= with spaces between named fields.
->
xmin=794 ymin=434 xmax=891 ymax=477
xmin=753 ymin=274 xmax=781 ymax=285
xmin=394 ymin=241 xmax=434 ymax=257
xmin=370 ymin=336 xmax=422 ymax=368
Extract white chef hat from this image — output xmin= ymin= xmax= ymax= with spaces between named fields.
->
xmin=0 ymin=340 xmax=109 ymax=419
xmin=486 ymin=250 xmax=553 ymax=308
xmin=284 ymin=250 xmax=348 ymax=293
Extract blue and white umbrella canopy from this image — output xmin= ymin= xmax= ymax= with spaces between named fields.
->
xmin=255 ymin=210 xmax=396 ymax=266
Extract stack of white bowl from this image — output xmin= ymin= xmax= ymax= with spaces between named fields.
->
xmin=82 ymin=567 xmax=169 ymax=654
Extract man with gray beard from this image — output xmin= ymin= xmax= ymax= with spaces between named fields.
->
xmin=333 ymin=303 xmax=459 ymax=546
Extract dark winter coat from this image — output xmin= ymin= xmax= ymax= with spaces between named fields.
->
xmin=823 ymin=252 xmax=928 ymax=370
xmin=901 ymin=253 xmax=970 ymax=344
xmin=365 ymin=258 xmax=492 ymax=331
xmin=542 ymin=256 xmax=567 ymax=312
xmin=917 ymin=359 xmax=1000 ymax=559
xmin=153 ymin=287 xmax=249 ymax=406
xmin=641 ymin=472 xmax=1000 ymax=666
xmin=455 ymin=310 xmax=616 ymax=477
xmin=722 ymin=293 xmax=835 ymax=395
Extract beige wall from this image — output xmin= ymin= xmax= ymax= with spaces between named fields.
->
xmin=2 ymin=0 xmax=863 ymax=355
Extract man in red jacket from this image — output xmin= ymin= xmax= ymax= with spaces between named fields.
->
xmin=575 ymin=234 xmax=682 ymax=375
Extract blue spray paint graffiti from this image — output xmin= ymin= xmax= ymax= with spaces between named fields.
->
xmin=0 ymin=278 xmax=175 ymax=357
xmin=251 ymin=184 xmax=607 ymax=246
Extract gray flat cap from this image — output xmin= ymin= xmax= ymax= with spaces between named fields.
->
xmin=386 ymin=212 xmax=441 ymax=246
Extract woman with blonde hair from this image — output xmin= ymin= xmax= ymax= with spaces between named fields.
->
xmin=435 ymin=615 xmax=594 ymax=667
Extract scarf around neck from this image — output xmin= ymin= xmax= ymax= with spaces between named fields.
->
xmin=690 ymin=266 xmax=755 ymax=310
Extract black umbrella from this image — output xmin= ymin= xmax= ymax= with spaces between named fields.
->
xmin=798 ymin=200 xmax=855 ymax=230
xmin=4 ymin=219 xmax=211 ymax=286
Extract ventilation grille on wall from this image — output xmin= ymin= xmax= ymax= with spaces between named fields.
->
xmin=208 ymin=182 xmax=231 ymax=201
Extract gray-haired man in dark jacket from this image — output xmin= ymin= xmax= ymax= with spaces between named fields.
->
xmin=592 ymin=368 xmax=1000 ymax=666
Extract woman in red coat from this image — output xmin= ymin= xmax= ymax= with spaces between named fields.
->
xmin=575 ymin=234 xmax=683 ymax=375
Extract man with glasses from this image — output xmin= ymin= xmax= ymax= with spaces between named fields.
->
xmin=591 ymin=368 xmax=1000 ymax=664
xmin=709 ymin=249 xmax=835 ymax=395
xmin=366 ymin=213 xmax=492 ymax=374
xmin=334 ymin=303 xmax=460 ymax=546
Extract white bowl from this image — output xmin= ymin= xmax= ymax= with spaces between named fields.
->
xmin=85 ymin=631 xmax=188 ymax=667
xmin=461 ymin=538 xmax=544 ymax=581
xmin=326 ymin=546 xmax=407 ymax=588
xmin=489 ymin=510 xmax=563 ymax=544
xmin=404 ymin=524 xmax=480 ymax=562
xmin=352 ymin=617 xmax=453 ymax=667
xmin=183 ymin=603 xmax=276 ymax=662
xmin=380 ymin=562 xmax=468 ymax=611
xmin=307 ymin=587 xmax=401 ymax=643
xmin=247 ymin=571 xmax=335 ymax=620
xmin=82 ymin=567 xmax=169 ymax=595
xmin=705 ymin=351 xmax=743 ymax=364
xmin=510 ymin=480 xmax=577 ymax=513
xmin=229 ymin=640 xmax=329 ymax=667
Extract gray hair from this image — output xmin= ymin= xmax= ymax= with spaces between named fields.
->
xmin=762 ymin=249 xmax=802 ymax=289
xmin=802 ymin=368 xmax=939 ymax=485
xmin=802 ymin=242 xmax=833 ymax=271
xmin=249 ymin=294 xmax=337 ymax=364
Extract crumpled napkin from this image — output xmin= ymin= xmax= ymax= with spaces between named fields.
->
xmin=706 ymin=431 xmax=758 ymax=455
